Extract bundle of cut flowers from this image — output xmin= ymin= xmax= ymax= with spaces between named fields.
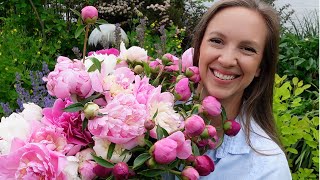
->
xmin=0 ymin=6 xmax=240 ymax=180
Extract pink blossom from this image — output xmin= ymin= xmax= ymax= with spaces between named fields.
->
xmin=167 ymin=131 xmax=192 ymax=159
xmin=163 ymin=53 xmax=180 ymax=72
xmin=79 ymin=160 xmax=96 ymax=180
xmin=186 ymin=66 xmax=201 ymax=83
xmin=88 ymin=93 xmax=147 ymax=149
xmin=42 ymin=99 xmax=93 ymax=153
xmin=88 ymin=48 xmax=120 ymax=56
xmin=44 ymin=56 xmax=93 ymax=99
xmin=153 ymin=131 xmax=192 ymax=164
xmin=81 ymin=6 xmax=98 ymax=24
xmin=28 ymin=126 xmax=70 ymax=154
xmin=174 ymin=78 xmax=191 ymax=101
xmin=149 ymin=59 xmax=163 ymax=70
xmin=185 ymin=115 xmax=205 ymax=137
xmin=93 ymin=164 xmax=113 ymax=178
xmin=153 ymin=138 xmax=177 ymax=164
xmin=0 ymin=139 xmax=67 ymax=179
xmin=133 ymin=76 xmax=155 ymax=105
xmin=147 ymin=87 xmax=184 ymax=138
xmin=202 ymin=96 xmax=221 ymax=116
xmin=114 ymin=67 xmax=135 ymax=89
xmin=181 ymin=48 xmax=194 ymax=71
xmin=181 ymin=166 xmax=199 ymax=180
xmin=223 ymin=120 xmax=241 ymax=136
xmin=194 ymin=155 xmax=215 ymax=176
xmin=112 ymin=162 xmax=129 ymax=180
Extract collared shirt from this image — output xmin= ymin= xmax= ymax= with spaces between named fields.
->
xmin=201 ymin=117 xmax=292 ymax=180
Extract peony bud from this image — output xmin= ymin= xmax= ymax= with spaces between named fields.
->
xmin=200 ymin=125 xmax=217 ymax=139
xmin=81 ymin=6 xmax=98 ymax=24
xmin=193 ymin=155 xmax=215 ymax=176
xmin=144 ymin=120 xmax=155 ymax=131
xmin=174 ymin=78 xmax=191 ymax=101
xmin=112 ymin=162 xmax=129 ymax=180
xmin=83 ymin=102 xmax=99 ymax=119
xmin=185 ymin=115 xmax=205 ymax=137
xmin=202 ymin=96 xmax=221 ymax=116
xmin=181 ymin=166 xmax=200 ymax=180
xmin=223 ymin=120 xmax=241 ymax=136
xmin=93 ymin=164 xmax=112 ymax=178
xmin=186 ymin=66 xmax=201 ymax=83
xmin=152 ymin=138 xmax=177 ymax=164
xmin=133 ymin=65 xmax=144 ymax=74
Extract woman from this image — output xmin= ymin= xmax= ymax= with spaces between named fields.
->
xmin=193 ymin=0 xmax=292 ymax=179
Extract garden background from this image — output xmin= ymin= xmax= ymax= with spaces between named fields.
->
xmin=0 ymin=0 xmax=318 ymax=179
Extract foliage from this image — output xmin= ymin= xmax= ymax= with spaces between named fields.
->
xmin=278 ymin=32 xmax=319 ymax=89
xmin=127 ymin=20 xmax=186 ymax=57
xmin=273 ymin=74 xmax=319 ymax=180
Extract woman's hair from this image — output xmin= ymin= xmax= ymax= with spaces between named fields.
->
xmin=192 ymin=0 xmax=282 ymax=151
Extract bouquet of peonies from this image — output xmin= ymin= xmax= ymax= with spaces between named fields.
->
xmin=0 ymin=6 xmax=240 ymax=180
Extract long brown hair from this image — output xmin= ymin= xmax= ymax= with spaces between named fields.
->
xmin=192 ymin=0 xmax=282 ymax=151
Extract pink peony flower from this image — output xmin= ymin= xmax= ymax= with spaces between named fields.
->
xmin=44 ymin=56 xmax=93 ymax=99
xmin=193 ymin=155 xmax=215 ymax=176
xmin=0 ymin=139 xmax=67 ymax=179
xmin=113 ymin=162 xmax=129 ymax=180
xmin=202 ymin=96 xmax=221 ymax=116
xmin=223 ymin=120 xmax=241 ymax=136
xmin=42 ymin=98 xmax=93 ymax=153
xmin=147 ymin=87 xmax=184 ymax=138
xmin=186 ymin=66 xmax=201 ymax=83
xmin=181 ymin=48 xmax=194 ymax=71
xmin=167 ymin=131 xmax=192 ymax=159
xmin=88 ymin=93 xmax=147 ymax=150
xmin=163 ymin=53 xmax=180 ymax=72
xmin=93 ymin=164 xmax=113 ymax=178
xmin=181 ymin=166 xmax=199 ymax=180
xmin=88 ymin=48 xmax=120 ymax=56
xmin=133 ymin=76 xmax=155 ymax=105
xmin=185 ymin=115 xmax=205 ymax=137
xmin=153 ymin=138 xmax=177 ymax=164
xmin=28 ymin=126 xmax=71 ymax=153
xmin=153 ymin=131 xmax=192 ymax=164
xmin=81 ymin=6 xmax=98 ymax=24
xmin=114 ymin=67 xmax=136 ymax=89
xmin=79 ymin=160 xmax=96 ymax=180
xmin=174 ymin=78 xmax=191 ymax=101
xmin=201 ymin=125 xmax=217 ymax=139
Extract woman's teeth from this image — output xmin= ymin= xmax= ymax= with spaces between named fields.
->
xmin=213 ymin=70 xmax=236 ymax=80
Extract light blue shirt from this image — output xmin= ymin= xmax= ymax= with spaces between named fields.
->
xmin=201 ymin=117 xmax=292 ymax=180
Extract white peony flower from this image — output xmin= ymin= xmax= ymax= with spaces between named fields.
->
xmin=85 ymin=54 xmax=117 ymax=76
xmin=0 ymin=113 xmax=31 ymax=155
xmin=20 ymin=103 xmax=43 ymax=121
xmin=120 ymin=42 xmax=148 ymax=62
xmin=93 ymin=137 xmax=132 ymax=163
xmin=63 ymin=156 xmax=81 ymax=180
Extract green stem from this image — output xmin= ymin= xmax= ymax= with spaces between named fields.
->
xmin=167 ymin=169 xmax=181 ymax=175
xmin=82 ymin=25 xmax=90 ymax=63
xmin=215 ymin=106 xmax=227 ymax=148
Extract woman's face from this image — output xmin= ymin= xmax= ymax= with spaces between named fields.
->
xmin=199 ymin=7 xmax=268 ymax=105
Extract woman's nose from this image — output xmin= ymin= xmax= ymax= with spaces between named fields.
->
xmin=217 ymin=48 xmax=238 ymax=67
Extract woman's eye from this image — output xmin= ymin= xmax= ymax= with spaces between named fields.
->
xmin=209 ymin=38 xmax=222 ymax=44
xmin=243 ymin=47 xmax=257 ymax=53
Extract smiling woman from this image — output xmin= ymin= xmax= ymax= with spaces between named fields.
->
xmin=192 ymin=0 xmax=292 ymax=179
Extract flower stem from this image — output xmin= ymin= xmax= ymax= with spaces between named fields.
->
xmin=82 ymin=25 xmax=90 ymax=63
xmin=167 ymin=169 xmax=181 ymax=175
xmin=215 ymin=107 xmax=227 ymax=148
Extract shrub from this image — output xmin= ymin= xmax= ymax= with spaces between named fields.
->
xmin=274 ymin=74 xmax=319 ymax=179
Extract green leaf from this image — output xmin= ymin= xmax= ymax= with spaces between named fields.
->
xmin=81 ymin=93 xmax=103 ymax=104
xmin=91 ymin=154 xmax=114 ymax=168
xmin=152 ymin=109 xmax=159 ymax=120
xmin=160 ymin=126 xmax=169 ymax=137
xmin=156 ymin=125 xmax=164 ymax=140
xmin=133 ymin=153 xmax=151 ymax=170
xmin=192 ymin=141 xmax=200 ymax=156
xmin=107 ymin=142 xmax=115 ymax=160
xmin=63 ymin=102 xmax=84 ymax=112
xmin=106 ymin=175 xmax=114 ymax=180
xmin=287 ymin=147 xmax=298 ymax=154
xmin=94 ymin=24 xmax=101 ymax=32
xmin=96 ymin=19 xmax=108 ymax=25
xmin=88 ymin=57 xmax=102 ymax=72
xmin=138 ymin=169 xmax=165 ymax=177
xmin=144 ymin=139 xmax=153 ymax=148
xmin=75 ymin=24 xmax=86 ymax=38
xmin=70 ymin=8 xmax=81 ymax=17
xmin=82 ymin=118 xmax=88 ymax=131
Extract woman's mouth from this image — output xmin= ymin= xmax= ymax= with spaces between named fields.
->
xmin=211 ymin=69 xmax=239 ymax=80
